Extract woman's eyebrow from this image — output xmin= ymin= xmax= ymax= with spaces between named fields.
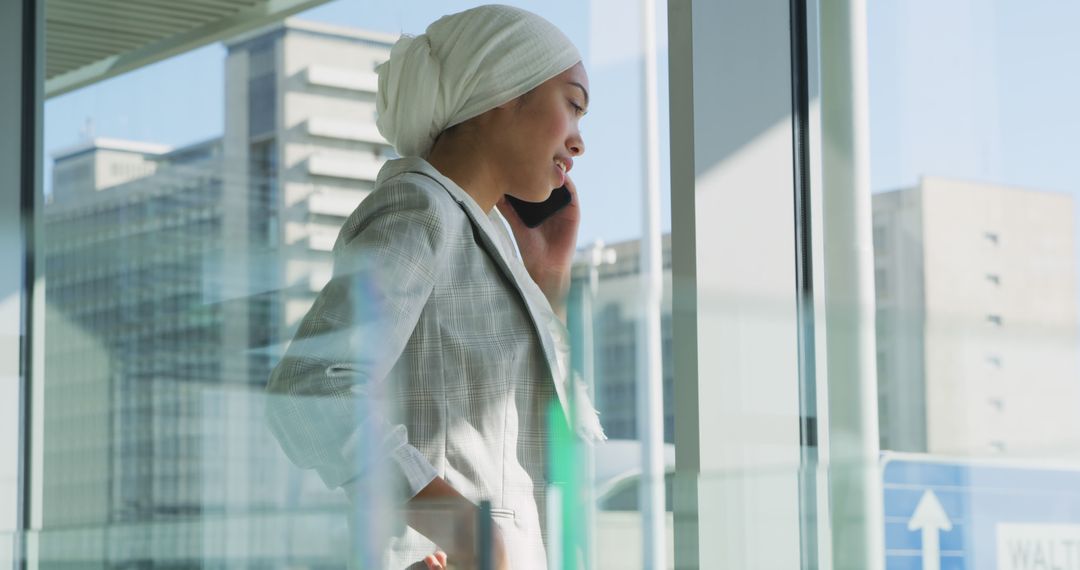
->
xmin=568 ymin=81 xmax=590 ymax=106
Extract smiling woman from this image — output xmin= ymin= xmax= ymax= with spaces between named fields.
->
xmin=427 ymin=62 xmax=588 ymax=208
xmin=13 ymin=0 xmax=690 ymax=567
xmin=265 ymin=5 xmax=603 ymax=569
xmin=26 ymin=0 xmax=1073 ymax=568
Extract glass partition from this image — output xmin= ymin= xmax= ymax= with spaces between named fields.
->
xmin=867 ymin=2 xmax=1080 ymax=568
xmin=32 ymin=0 xmax=1063 ymax=567
xmin=35 ymin=0 xmax=675 ymax=567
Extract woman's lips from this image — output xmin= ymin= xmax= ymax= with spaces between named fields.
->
xmin=554 ymin=161 xmax=567 ymax=186
xmin=555 ymin=156 xmax=574 ymax=174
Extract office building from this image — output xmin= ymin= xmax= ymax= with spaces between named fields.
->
xmin=873 ymin=177 xmax=1080 ymax=457
xmin=41 ymin=20 xmax=394 ymax=568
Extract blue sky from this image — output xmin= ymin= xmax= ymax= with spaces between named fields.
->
xmin=865 ymin=0 xmax=1080 ymax=321
xmin=867 ymin=0 xmax=1080 ymax=195
xmin=43 ymin=0 xmax=669 ymax=246
xmin=43 ymin=0 xmax=1080 ymax=244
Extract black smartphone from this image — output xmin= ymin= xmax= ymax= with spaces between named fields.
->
xmin=505 ymin=185 xmax=572 ymax=228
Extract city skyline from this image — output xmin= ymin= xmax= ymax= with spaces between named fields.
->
xmin=42 ymin=0 xmax=673 ymax=247
xmin=42 ymin=1 xmax=1080 ymax=248
xmin=16 ymin=1 xmax=1080 ymax=567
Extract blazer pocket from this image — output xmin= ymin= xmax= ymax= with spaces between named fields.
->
xmin=488 ymin=507 xmax=516 ymax=520
xmin=326 ymin=363 xmax=360 ymax=378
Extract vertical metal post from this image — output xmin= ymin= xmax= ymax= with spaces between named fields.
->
xmin=637 ymin=0 xmax=666 ymax=568
xmin=478 ymin=500 xmax=492 ymax=570
xmin=1 ymin=0 xmax=44 ymax=568
xmin=669 ymin=0 xmax=808 ymax=566
xmin=571 ymin=241 xmax=614 ymax=570
xmin=819 ymin=0 xmax=885 ymax=568
xmin=581 ymin=293 xmax=596 ymax=570
xmin=788 ymin=0 xmax=821 ymax=567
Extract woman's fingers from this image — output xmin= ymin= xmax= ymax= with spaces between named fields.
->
xmin=562 ymin=175 xmax=579 ymax=205
xmin=423 ymin=551 xmax=448 ymax=570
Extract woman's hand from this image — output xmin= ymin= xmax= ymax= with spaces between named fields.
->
xmin=496 ymin=177 xmax=581 ymax=320
xmin=422 ymin=551 xmax=447 ymax=570
xmin=421 ymin=523 xmax=510 ymax=570
xmin=408 ymin=478 xmax=511 ymax=570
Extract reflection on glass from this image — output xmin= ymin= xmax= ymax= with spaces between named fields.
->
xmin=869 ymin=2 xmax=1080 ymax=568
xmin=38 ymin=1 xmax=671 ymax=568
xmin=873 ymin=179 xmax=1077 ymax=457
xmin=41 ymin=17 xmax=395 ymax=568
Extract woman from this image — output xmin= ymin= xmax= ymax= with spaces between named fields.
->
xmin=266 ymin=5 xmax=603 ymax=569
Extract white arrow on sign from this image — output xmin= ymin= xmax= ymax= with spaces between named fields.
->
xmin=908 ymin=489 xmax=953 ymax=570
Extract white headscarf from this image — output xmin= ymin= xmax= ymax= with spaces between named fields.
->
xmin=375 ymin=5 xmax=581 ymax=158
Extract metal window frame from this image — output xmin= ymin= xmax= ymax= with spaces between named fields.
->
xmin=2 ymin=0 xmax=45 ymax=568
xmin=669 ymin=0 xmax=808 ymax=566
xmin=668 ymin=0 xmax=882 ymax=568
xmin=17 ymin=0 xmax=43 ymax=560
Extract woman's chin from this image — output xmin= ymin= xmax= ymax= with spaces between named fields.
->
xmin=513 ymin=188 xmax=553 ymax=203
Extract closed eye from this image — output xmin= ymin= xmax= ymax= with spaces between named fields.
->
xmin=569 ymin=100 xmax=587 ymax=117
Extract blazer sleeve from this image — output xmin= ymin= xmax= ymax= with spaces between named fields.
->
xmin=265 ymin=177 xmax=450 ymax=500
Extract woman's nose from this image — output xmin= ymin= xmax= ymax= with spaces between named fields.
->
xmin=567 ymin=134 xmax=585 ymax=157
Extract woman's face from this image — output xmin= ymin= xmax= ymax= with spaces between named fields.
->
xmin=494 ymin=62 xmax=589 ymax=202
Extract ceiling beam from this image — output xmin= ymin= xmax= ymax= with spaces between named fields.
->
xmin=45 ymin=0 xmax=332 ymax=98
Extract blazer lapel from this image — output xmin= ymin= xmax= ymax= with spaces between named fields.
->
xmin=404 ymin=165 xmax=572 ymax=421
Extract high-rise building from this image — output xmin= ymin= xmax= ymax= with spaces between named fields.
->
xmin=41 ymin=19 xmax=395 ymax=568
xmin=221 ymin=20 xmax=398 ymax=341
xmin=44 ymin=137 xmax=228 ymax=528
xmin=873 ymin=176 xmax=1080 ymax=457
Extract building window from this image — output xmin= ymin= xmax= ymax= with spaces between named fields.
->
xmin=248 ymin=74 xmax=277 ymax=137
xmin=248 ymin=40 xmax=277 ymax=138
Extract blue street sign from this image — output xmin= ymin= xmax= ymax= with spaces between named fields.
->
xmin=882 ymin=452 xmax=1080 ymax=570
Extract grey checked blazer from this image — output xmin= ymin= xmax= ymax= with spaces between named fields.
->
xmin=266 ymin=157 xmax=602 ymax=568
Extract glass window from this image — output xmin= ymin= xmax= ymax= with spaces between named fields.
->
xmin=869 ymin=2 xmax=1080 ymax=568
xmin=33 ymin=0 xmax=673 ymax=567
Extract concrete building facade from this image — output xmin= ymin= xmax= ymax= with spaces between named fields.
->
xmin=873 ymin=177 xmax=1080 ymax=457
